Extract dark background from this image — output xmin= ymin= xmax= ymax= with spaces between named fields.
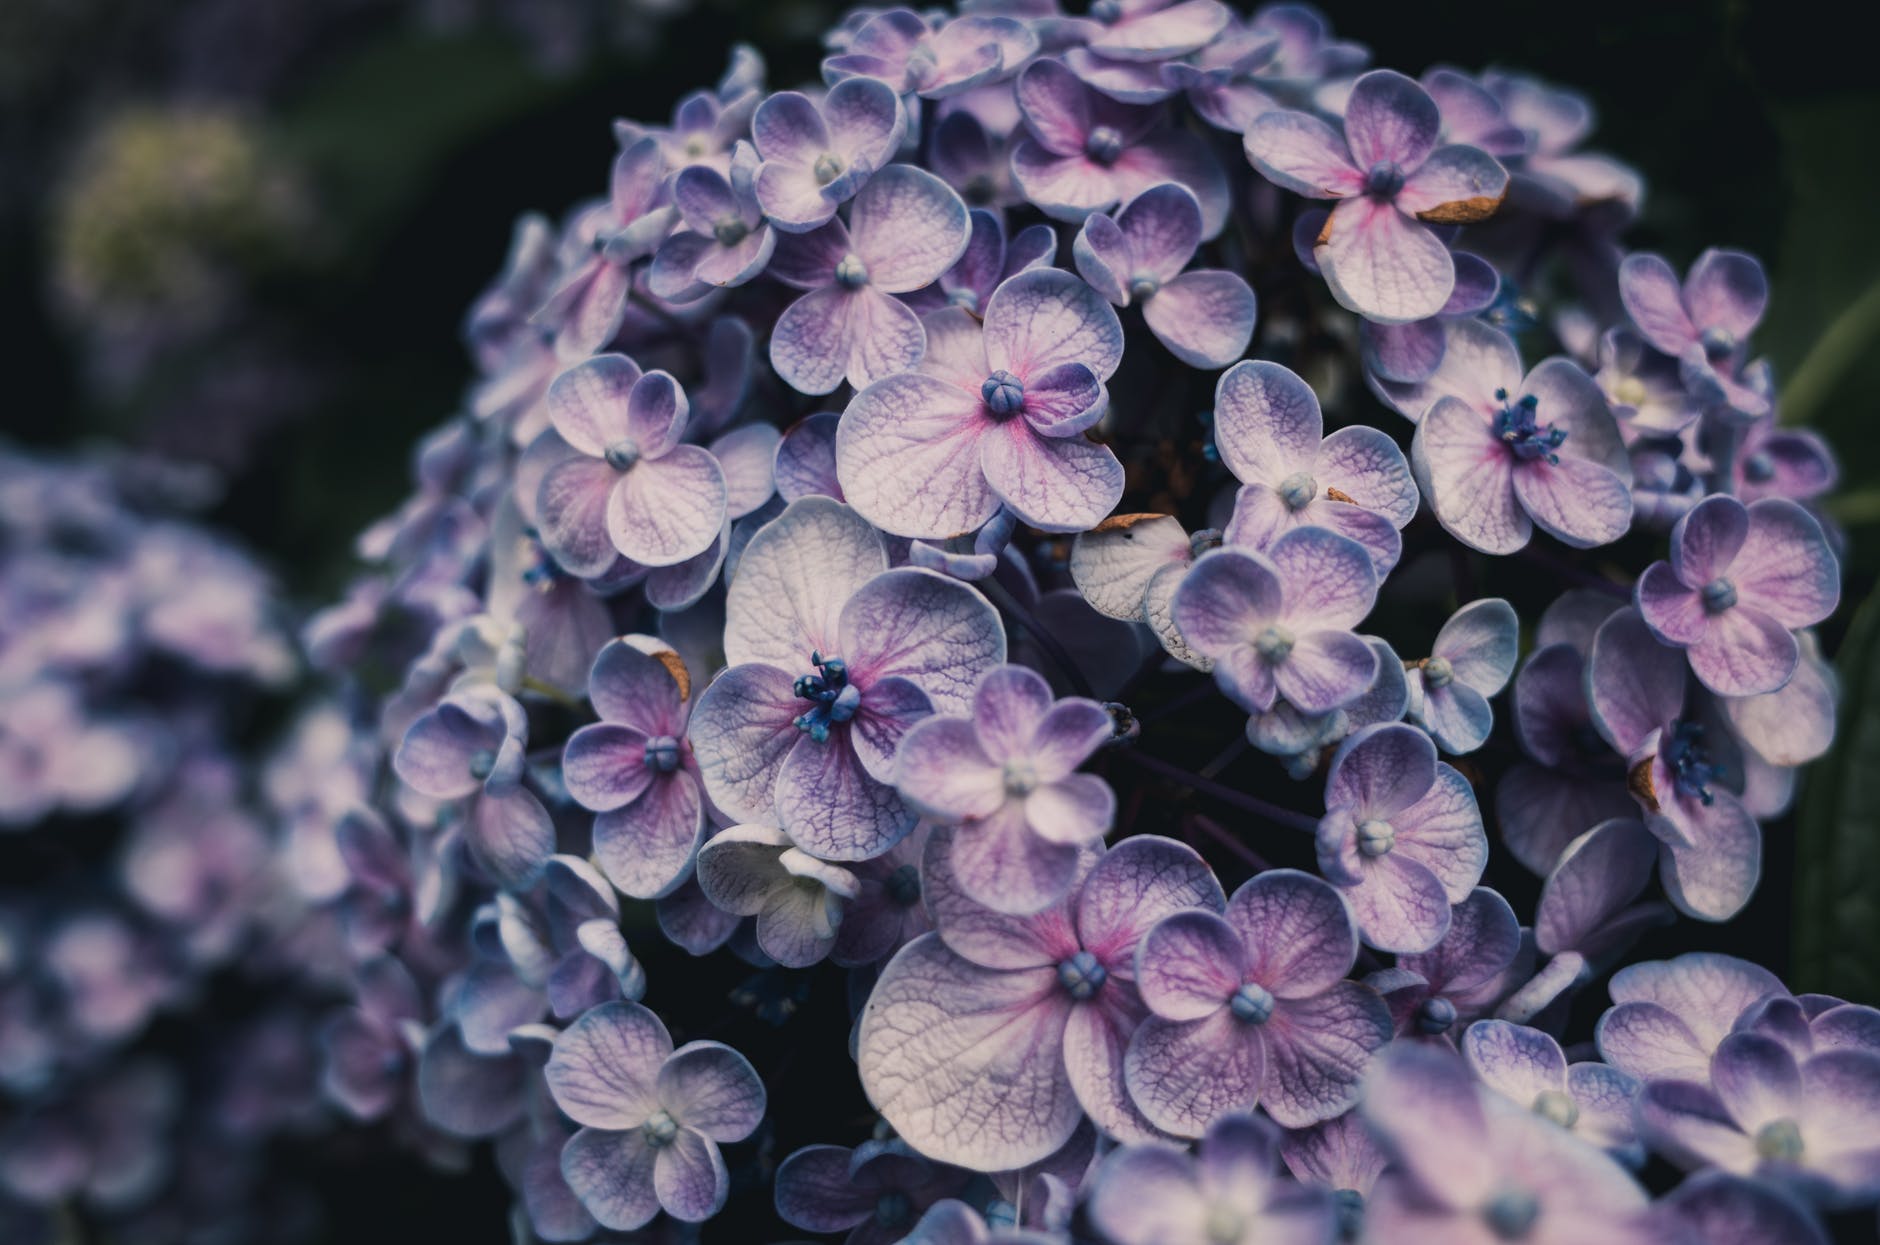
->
xmin=3 ymin=1 xmax=1878 ymax=1240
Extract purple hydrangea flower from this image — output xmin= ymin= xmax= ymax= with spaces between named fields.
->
xmin=1733 ymin=417 xmax=1837 ymax=507
xmin=1366 ymin=886 xmax=1527 ymax=1042
xmin=1360 ymin=1042 xmax=1654 ymax=1244
xmin=774 ymin=1138 xmax=971 ymax=1244
xmin=694 ymin=824 xmax=859 ymax=967
xmin=1211 ymin=359 xmax=1418 ymax=575
xmin=1009 ymin=57 xmax=1230 ymax=235
xmin=561 ymin=637 xmax=708 ymax=899
xmin=1390 ymin=320 xmax=1632 ymax=553
xmin=894 ymin=664 xmax=1116 ymax=915
xmin=1585 ymin=608 xmax=1762 ymax=920
xmin=1618 ymin=248 xmax=1771 ymax=419
xmin=905 ymin=207 xmax=1058 ymax=316
xmin=544 ymin=1001 xmax=765 ymax=1229
xmin=1170 ymin=528 xmax=1381 ymax=716
xmin=822 ymin=9 xmax=1039 ymax=98
xmin=775 ymin=411 xmax=847 ymax=502
xmin=393 ymin=687 xmax=554 ymax=888
xmin=1495 ymin=592 xmax=1636 ymax=873
xmin=1595 ymin=952 xmax=1789 ymax=1084
xmin=1461 ymin=1020 xmax=1642 ymax=1160
xmin=858 ymin=834 xmax=1224 ymax=1169
xmin=1125 ymin=868 xmax=1393 ymax=1134
xmin=1635 ymin=494 xmax=1839 ymax=698
xmin=768 ymin=165 xmax=972 ymax=395
xmin=1405 ymin=598 xmax=1518 ymax=754
xmin=837 ymin=267 xmax=1126 ymax=536
xmin=1636 ymin=1031 xmax=1880 ymax=1207
xmin=1072 ymin=183 xmax=1256 ymax=368
xmin=1315 ymin=723 xmax=1487 ymax=953
xmin=1484 ymin=70 xmax=1643 ymax=217
xmin=1087 ymin=1114 xmax=1335 ymax=1245
xmin=753 ymin=77 xmax=907 ymax=232
xmin=1652 ymin=1170 xmax=1831 ymax=1245
xmin=496 ymin=856 xmax=648 ymax=1022
xmin=1592 ymin=326 xmax=1701 ymax=443
xmin=690 ymin=497 xmax=1005 ymax=861
xmin=1245 ymin=69 xmax=1508 ymax=323
xmin=535 ymin=135 xmax=676 ymax=360
xmin=534 ymin=355 xmax=728 ymax=574
xmin=647 ymin=142 xmax=776 ymax=303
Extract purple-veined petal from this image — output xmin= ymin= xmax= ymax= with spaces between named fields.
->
xmin=545 ymin=1001 xmax=673 ymax=1130
xmin=1144 ymin=270 xmax=1257 ymax=369
xmin=1317 ymin=197 xmax=1455 ymax=325
xmin=979 ymin=420 xmax=1124 ymax=533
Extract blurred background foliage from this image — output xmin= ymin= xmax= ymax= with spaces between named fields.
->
xmin=2 ymin=0 xmax=1878 ymax=1236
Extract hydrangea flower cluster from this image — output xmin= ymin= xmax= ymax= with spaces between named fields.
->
xmin=0 ymin=445 xmax=347 ymax=1243
xmin=283 ymin=5 xmax=1872 ymax=1243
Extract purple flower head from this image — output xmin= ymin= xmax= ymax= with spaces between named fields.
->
xmin=690 ymin=497 xmax=1006 ymax=861
xmin=1009 ymin=58 xmax=1230 ymax=236
xmin=1249 ymin=634 xmax=1409 ymax=770
xmin=774 ymin=1137 xmax=972 ymax=1245
xmin=932 ymin=110 xmax=1024 ymax=209
xmin=753 ymin=77 xmax=908 ymax=232
xmin=562 ymin=637 xmax=708 ymax=899
xmin=1087 ymin=1113 xmax=1336 ymax=1245
xmin=1496 ymin=594 xmax=1636 ymax=873
xmin=1279 ymin=1109 xmax=1388 ymax=1237
xmin=1593 ymin=327 xmax=1701 ymax=443
xmin=823 ymin=10 xmax=1040 ymax=99
xmin=1170 ymin=529 xmax=1381 ymax=717
xmin=895 ymin=663 xmax=1116 ymax=915
xmin=1073 ymin=183 xmax=1256 ymax=367
xmin=1619 ymin=248 xmax=1771 ymax=419
xmin=858 ymin=834 xmax=1225 ymax=1169
xmin=393 ymin=687 xmax=554 ymax=888
xmin=1636 ymin=494 xmax=1839 ymax=698
xmin=1125 ymin=868 xmax=1392 ymax=1134
xmin=1484 ymin=70 xmax=1644 ymax=217
xmin=1391 ymin=321 xmax=1632 ymax=554
xmin=1405 ymin=598 xmax=1518 ymax=754
xmin=1211 ymin=359 xmax=1417 ymax=575
xmin=1245 ymin=70 xmax=1508 ymax=323
xmin=1367 ymin=886 xmax=1527 ymax=1043
xmin=321 ymin=957 xmax=425 ymax=1122
xmin=0 ymin=680 xmax=143 ymax=828
xmin=536 ymin=135 xmax=677 ymax=360
xmin=768 ymin=164 xmax=971 ymax=395
xmin=1636 ymin=1031 xmax=1880 ymax=1207
xmin=1585 ymin=608 xmax=1762 ymax=920
xmin=535 ymin=355 xmax=728 ymax=574
xmin=1595 ymin=952 xmax=1789 ymax=1084
xmin=498 ymin=856 xmax=648 ymax=1022
xmin=618 ymin=52 xmax=765 ymax=177
xmin=838 ymin=267 xmax=1126 ymax=536
xmin=1652 ymin=1171 xmax=1831 ymax=1245
xmin=1732 ymin=417 xmax=1837 ymax=507
xmin=694 ymin=824 xmax=859 ymax=967
xmin=647 ymin=142 xmax=776 ymax=303
xmin=1462 ymin=1020 xmax=1642 ymax=1161
xmin=544 ymin=1001 xmax=765 ymax=1229
xmin=1360 ymin=1042 xmax=1654 ymax=1244
xmin=1315 ymin=723 xmax=1487 ymax=953
xmin=906 ymin=207 xmax=1057 ymax=315
xmin=1148 ymin=21 xmax=1287 ymax=132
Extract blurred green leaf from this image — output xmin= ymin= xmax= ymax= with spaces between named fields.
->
xmin=1793 ymin=587 xmax=1880 ymax=1000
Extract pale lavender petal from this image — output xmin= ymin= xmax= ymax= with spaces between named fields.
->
xmin=653 ymin=1128 xmax=728 ymax=1222
xmin=1261 ymin=983 xmax=1393 ymax=1127
xmin=776 ymin=731 xmax=915 ymax=861
xmin=605 ymin=447 xmax=727 ymax=567
xmin=1396 ymin=144 xmax=1507 ymax=218
xmin=838 ymin=372 xmax=1000 ymax=540
xmin=895 ymin=715 xmax=1004 ymax=821
xmin=1125 ymin=1010 xmax=1266 ymax=1137
xmin=594 ymin=770 xmax=706 ymax=900
xmin=1317 ymin=197 xmax=1455 ymax=325
xmin=562 ymin=1127 xmax=660 ymax=1231
xmin=985 ymin=266 xmax=1126 ymax=380
xmin=1136 ymin=909 xmax=1242 ymax=1021
xmin=690 ymin=663 xmax=802 ymax=822
xmin=857 ymin=934 xmax=1079 ymax=1171
xmin=722 ymin=495 xmax=887 ymax=669
xmin=1144 ymin=270 xmax=1257 ymax=368
xmin=545 ymin=1001 xmax=672 ymax=1129
xmin=1212 ymin=359 xmax=1322 ymax=486
xmin=851 ymin=166 xmax=972 ymax=292
xmin=1243 ymin=110 xmax=1362 ymax=198
xmin=657 ymin=1042 xmax=765 ymax=1141
xmin=1413 ymin=395 xmax=1526 ymax=553
xmin=979 ymin=419 xmax=1125 ymax=532
xmin=1229 ymin=869 xmax=1359 ymax=997
xmin=839 ymin=566 xmax=1007 ymax=715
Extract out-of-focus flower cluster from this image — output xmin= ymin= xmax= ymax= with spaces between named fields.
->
xmin=270 ymin=3 xmax=1874 ymax=1243
xmin=0 ymin=445 xmax=342 ymax=1243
